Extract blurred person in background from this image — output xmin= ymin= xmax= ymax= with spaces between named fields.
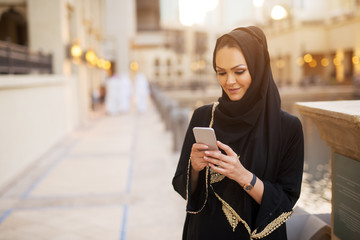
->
xmin=105 ymin=65 xmax=132 ymax=115
xmin=173 ymin=26 xmax=304 ymax=239
xmin=134 ymin=71 xmax=150 ymax=113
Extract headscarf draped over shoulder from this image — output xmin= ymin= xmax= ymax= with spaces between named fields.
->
xmin=209 ymin=26 xmax=294 ymax=237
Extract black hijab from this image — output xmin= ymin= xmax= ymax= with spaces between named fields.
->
xmin=210 ymin=27 xmax=283 ymax=226
xmin=212 ymin=26 xmax=281 ymax=178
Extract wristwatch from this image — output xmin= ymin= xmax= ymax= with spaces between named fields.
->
xmin=243 ymin=174 xmax=257 ymax=192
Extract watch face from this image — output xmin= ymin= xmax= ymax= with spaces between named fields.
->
xmin=244 ymin=185 xmax=253 ymax=191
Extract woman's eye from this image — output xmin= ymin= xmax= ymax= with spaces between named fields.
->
xmin=217 ymin=72 xmax=226 ymax=76
xmin=235 ymin=70 xmax=245 ymax=75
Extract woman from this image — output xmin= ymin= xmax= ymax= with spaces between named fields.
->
xmin=172 ymin=26 xmax=304 ymax=239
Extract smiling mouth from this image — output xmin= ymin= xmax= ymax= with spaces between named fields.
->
xmin=228 ymin=87 xmax=241 ymax=93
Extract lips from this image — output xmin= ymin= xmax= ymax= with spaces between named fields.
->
xmin=228 ymin=87 xmax=241 ymax=94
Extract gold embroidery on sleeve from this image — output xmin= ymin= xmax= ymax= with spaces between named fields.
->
xmin=203 ymin=101 xmax=293 ymax=237
xmin=185 ymin=102 xmax=218 ymax=214
xmin=186 ymin=158 xmax=209 ymax=214
xmin=211 ymin=185 xmax=293 ymax=238
xmin=251 ymin=211 xmax=293 ymax=239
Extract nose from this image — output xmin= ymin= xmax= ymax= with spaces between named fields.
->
xmin=226 ymin=73 xmax=236 ymax=85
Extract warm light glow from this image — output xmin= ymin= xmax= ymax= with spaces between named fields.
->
xmin=191 ymin=62 xmax=199 ymax=71
xmin=130 ymin=61 xmax=139 ymax=72
xmin=321 ymin=58 xmax=329 ymax=67
xmin=334 ymin=51 xmax=344 ymax=82
xmin=271 ymin=5 xmax=288 ymax=20
xmin=104 ymin=61 xmax=111 ymax=70
xmin=85 ymin=50 xmax=97 ymax=65
xmin=297 ymin=57 xmax=304 ymax=66
xmin=309 ymin=59 xmax=317 ymax=68
xmin=71 ymin=44 xmax=82 ymax=58
xmin=352 ymin=56 xmax=360 ymax=65
xmin=253 ymin=0 xmax=264 ymax=7
xmin=303 ymin=54 xmax=313 ymax=63
xmin=179 ymin=0 xmax=218 ymax=26
xmin=276 ymin=59 xmax=285 ymax=69
xmin=198 ymin=60 xmax=206 ymax=69
xmin=333 ymin=57 xmax=341 ymax=66
xmin=97 ymin=58 xmax=105 ymax=68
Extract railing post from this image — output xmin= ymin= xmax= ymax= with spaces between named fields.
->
xmin=6 ymin=40 xmax=11 ymax=74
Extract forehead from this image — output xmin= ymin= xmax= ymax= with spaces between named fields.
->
xmin=215 ymin=47 xmax=247 ymax=68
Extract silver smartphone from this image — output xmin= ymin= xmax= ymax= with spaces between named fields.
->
xmin=193 ymin=127 xmax=219 ymax=150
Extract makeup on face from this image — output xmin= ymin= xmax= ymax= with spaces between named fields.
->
xmin=215 ymin=47 xmax=252 ymax=101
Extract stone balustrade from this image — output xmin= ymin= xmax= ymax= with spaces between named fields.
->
xmin=296 ymin=100 xmax=360 ymax=240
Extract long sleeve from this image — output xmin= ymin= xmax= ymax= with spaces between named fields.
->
xmin=255 ymin=114 xmax=304 ymax=234
xmin=172 ymin=105 xmax=212 ymax=212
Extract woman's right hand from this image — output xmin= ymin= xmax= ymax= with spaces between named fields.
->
xmin=190 ymin=143 xmax=211 ymax=172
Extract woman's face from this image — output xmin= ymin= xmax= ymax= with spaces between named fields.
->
xmin=215 ymin=47 xmax=252 ymax=101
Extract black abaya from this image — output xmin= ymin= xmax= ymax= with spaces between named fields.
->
xmin=172 ymin=26 xmax=304 ymax=239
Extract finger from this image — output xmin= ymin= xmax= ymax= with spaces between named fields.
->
xmin=204 ymin=150 xmax=222 ymax=159
xmin=205 ymin=150 xmax=238 ymax=167
xmin=192 ymin=143 xmax=209 ymax=151
xmin=217 ymin=141 xmax=237 ymax=157
xmin=204 ymin=156 xmax=224 ymax=168
xmin=209 ymin=163 xmax=226 ymax=174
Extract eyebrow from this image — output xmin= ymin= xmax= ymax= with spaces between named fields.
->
xmin=215 ymin=64 xmax=247 ymax=71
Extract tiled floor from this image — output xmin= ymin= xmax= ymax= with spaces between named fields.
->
xmin=0 ymin=98 xmax=332 ymax=240
xmin=0 ymin=101 xmax=185 ymax=240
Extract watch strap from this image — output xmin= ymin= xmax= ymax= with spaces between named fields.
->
xmin=250 ymin=173 xmax=257 ymax=187
xmin=243 ymin=174 xmax=257 ymax=191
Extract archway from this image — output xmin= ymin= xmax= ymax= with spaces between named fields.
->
xmin=0 ymin=7 xmax=28 ymax=46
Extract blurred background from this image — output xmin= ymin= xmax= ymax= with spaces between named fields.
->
xmin=0 ymin=0 xmax=359 ymax=239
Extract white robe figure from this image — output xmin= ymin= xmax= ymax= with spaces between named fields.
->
xmin=134 ymin=72 xmax=150 ymax=113
xmin=105 ymin=72 xmax=132 ymax=115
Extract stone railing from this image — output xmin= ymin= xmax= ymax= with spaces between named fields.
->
xmin=150 ymin=84 xmax=191 ymax=152
xmin=296 ymin=100 xmax=360 ymax=240
xmin=0 ymin=40 xmax=52 ymax=74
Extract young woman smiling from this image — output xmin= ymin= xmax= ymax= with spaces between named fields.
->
xmin=173 ymin=26 xmax=304 ymax=240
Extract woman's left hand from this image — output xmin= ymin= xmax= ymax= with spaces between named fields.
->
xmin=204 ymin=141 xmax=249 ymax=184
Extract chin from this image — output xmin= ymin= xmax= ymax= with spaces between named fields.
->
xmin=229 ymin=95 xmax=244 ymax=101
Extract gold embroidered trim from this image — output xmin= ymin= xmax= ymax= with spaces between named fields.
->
xmin=191 ymin=101 xmax=293 ymax=237
xmin=186 ymin=102 xmax=218 ymax=214
xmin=211 ymin=186 xmax=293 ymax=239
xmin=186 ymin=158 xmax=209 ymax=214
xmin=210 ymin=168 xmax=225 ymax=184
xmin=209 ymin=101 xmax=218 ymax=128
xmin=209 ymin=101 xmax=225 ymax=184
xmin=211 ymin=185 xmax=251 ymax=233
xmin=251 ymin=211 xmax=293 ymax=239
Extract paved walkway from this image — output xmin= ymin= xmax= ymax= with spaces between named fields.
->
xmin=0 ymin=97 xmax=332 ymax=240
xmin=0 ymin=100 xmax=185 ymax=240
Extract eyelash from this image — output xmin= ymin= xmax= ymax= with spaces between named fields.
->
xmin=217 ymin=70 xmax=245 ymax=76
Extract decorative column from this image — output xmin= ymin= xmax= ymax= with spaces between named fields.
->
xmin=296 ymin=100 xmax=360 ymax=240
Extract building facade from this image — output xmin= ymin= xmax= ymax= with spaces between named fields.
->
xmin=128 ymin=0 xmax=360 ymax=90
xmin=0 ymin=0 xmax=108 ymax=190
xmin=262 ymin=0 xmax=360 ymax=87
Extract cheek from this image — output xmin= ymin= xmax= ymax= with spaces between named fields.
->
xmin=244 ymin=79 xmax=252 ymax=89
xmin=217 ymin=76 xmax=226 ymax=87
xmin=238 ymin=74 xmax=252 ymax=88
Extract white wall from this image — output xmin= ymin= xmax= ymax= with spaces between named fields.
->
xmin=27 ymin=0 xmax=64 ymax=75
xmin=104 ymin=0 xmax=136 ymax=73
xmin=0 ymin=75 xmax=79 ymax=190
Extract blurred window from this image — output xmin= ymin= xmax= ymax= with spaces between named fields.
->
xmin=0 ymin=7 xmax=28 ymax=46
